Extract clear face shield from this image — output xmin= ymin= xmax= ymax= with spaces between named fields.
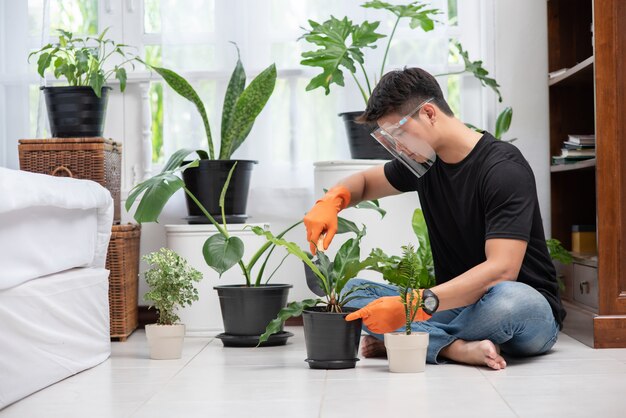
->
xmin=370 ymin=98 xmax=437 ymax=178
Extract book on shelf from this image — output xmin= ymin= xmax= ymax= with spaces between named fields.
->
xmin=549 ymin=68 xmax=568 ymax=79
xmin=563 ymin=141 xmax=595 ymax=149
xmin=567 ymin=134 xmax=595 ymax=145
xmin=552 ymin=155 xmax=595 ymax=165
xmin=560 ymin=148 xmax=595 ymax=158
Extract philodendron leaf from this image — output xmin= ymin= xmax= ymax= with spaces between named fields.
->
xmin=219 ymin=63 xmax=277 ymax=159
xmin=150 ymin=65 xmax=214 ymax=159
xmin=361 ymin=1 xmax=441 ymax=32
xmin=202 ymin=234 xmax=245 ymax=276
xmin=257 ymin=299 xmax=320 ymax=345
xmin=495 ymin=107 xmax=513 ymax=140
xmin=453 ymin=41 xmax=502 ymax=102
xmin=412 ymin=208 xmax=430 ymax=252
xmin=355 ymin=199 xmax=387 ymax=218
xmin=337 ymin=217 xmax=360 ymax=234
xmin=221 ymin=43 xmax=246 ymax=147
xmin=300 ymin=16 xmax=385 ymax=95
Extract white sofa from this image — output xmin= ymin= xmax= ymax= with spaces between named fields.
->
xmin=0 ymin=167 xmax=113 ymax=409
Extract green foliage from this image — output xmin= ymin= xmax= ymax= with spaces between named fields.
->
xmin=495 ymin=107 xmax=513 ymax=140
xmin=28 ymin=28 xmax=140 ymax=97
xmin=143 ymin=248 xmax=203 ymax=325
xmin=451 ymin=40 xmax=502 ymax=102
xmin=362 ymin=1 xmax=440 ymax=32
xmin=202 ymin=234 xmax=245 ymax=277
xmin=396 ymin=244 xmax=426 ymax=335
xmin=254 ymin=222 xmax=379 ymax=344
xmin=145 ymin=43 xmax=277 ymax=160
xmin=547 ymin=239 xmax=573 ymax=264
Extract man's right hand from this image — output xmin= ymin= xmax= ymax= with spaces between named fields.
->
xmin=304 ymin=186 xmax=351 ymax=254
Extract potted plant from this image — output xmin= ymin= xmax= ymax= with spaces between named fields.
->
xmin=144 ymin=43 xmax=276 ymax=223
xmin=143 ymin=248 xmax=203 ymax=360
xmin=300 ymin=2 xmax=503 ymax=158
xmin=254 ymin=223 xmax=379 ymax=369
xmin=127 ymin=159 xmax=296 ymax=346
xmin=28 ymin=28 xmax=140 ymax=137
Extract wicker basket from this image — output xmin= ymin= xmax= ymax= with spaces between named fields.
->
xmin=18 ymin=137 xmax=122 ymax=223
xmin=106 ymin=224 xmax=141 ymax=341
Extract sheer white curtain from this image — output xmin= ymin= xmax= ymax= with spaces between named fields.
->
xmin=0 ymin=1 xmax=33 ymax=169
xmin=155 ymin=0 xmax=469 ymax=224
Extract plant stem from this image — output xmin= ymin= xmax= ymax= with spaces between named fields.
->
xmin=433 ymin=70 xmax=466 ymax=78
xmin=351 ymin=72 xmax=369 ymax=106
xmin=380 ymin=16 xmax=400 ymax=78
xmin=183 ymin=187 xmax=251 ymax=285
xmin=358 ymin=62 xmax=372 ymax=97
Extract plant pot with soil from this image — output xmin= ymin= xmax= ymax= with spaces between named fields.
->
xmin=127 ymin=162 xmax=297 ymax=347
xmin=254 ymin=222 xmax=383 ymax=369
xmin=145 ymin=43 xmax=275 ymax=223
xmin=143 ymin=248 xmax=202 ymax=360
xmin=365 ymin=209 xmax=435 ymax=372
xmin=29 ymin=28 xmax=140 ymax=137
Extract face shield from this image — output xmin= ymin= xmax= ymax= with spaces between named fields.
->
xmin=370 ymin=98 xmax=437 ymax=178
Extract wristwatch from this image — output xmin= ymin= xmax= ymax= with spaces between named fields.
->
xmin=422 ymin=289 xmax=439 ymax=315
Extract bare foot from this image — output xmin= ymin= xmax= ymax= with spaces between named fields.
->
xmin=361 ymin=335 xmax=387 ymax=358
xmin=440 ymin=339 xmax=507 ymax=370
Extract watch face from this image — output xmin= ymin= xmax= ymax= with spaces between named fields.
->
xmin=424 ymin=296 xmax=437 ymax=312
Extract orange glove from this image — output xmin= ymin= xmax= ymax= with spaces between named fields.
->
xmin=304 ymin=186 xmax=351 ymax=254
xmin=345 ymin=290 xmax=432 ymax=334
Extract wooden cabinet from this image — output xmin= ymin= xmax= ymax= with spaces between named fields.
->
xmin=548 ymin=0 xmax=626 ymax=347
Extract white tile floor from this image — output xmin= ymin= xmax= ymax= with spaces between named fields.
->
xmin=2 ymin=327 xmax=626 ymax=418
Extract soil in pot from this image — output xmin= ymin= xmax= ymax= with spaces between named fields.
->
xmin=384 ymin=332 xmax=429 ymax=373
xmin=339 ymin=111 xmax=391 ymax=160
xmin=302 ymin=306 xmax=362 ymax=369
xmin=145 ymin=323 xmax=185 ymax=360
xmin=42 ymin=86 xmax=111 ymax=137
xmin=182 ymin=159 xmax=257 ymax=224
xmin=214 ymin=284 xmax=293 ymax=346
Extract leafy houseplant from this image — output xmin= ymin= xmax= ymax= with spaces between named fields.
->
xmin=547 ymin=238 xmax=573 ymax=292
xmin=145 ymin=44 xmax=277 ymax=223
xmin=300 ymin=1 xmax=506 ymax=159
xmin=29 ymin=28 xmax=140 ymax=137
xmin=143 ymin=248 xmax=202 ymax=359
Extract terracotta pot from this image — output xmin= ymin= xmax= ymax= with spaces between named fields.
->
xmin=384 ymin=331 xmax=429 ymax=373
xmin=145 ymin=323 xmax=185 ymax=360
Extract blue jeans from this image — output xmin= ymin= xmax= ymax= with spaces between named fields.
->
xmin=342 ymin=279 xmax=560 ymax=364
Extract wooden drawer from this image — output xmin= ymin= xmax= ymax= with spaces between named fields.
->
xmin=573 ymin=263 xmax=598 ymax=310
xmin=554 ymin=261 xmax=574 ymax=301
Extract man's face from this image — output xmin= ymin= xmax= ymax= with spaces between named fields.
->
xmin=376 ymin=103 xmax=440 ymax=162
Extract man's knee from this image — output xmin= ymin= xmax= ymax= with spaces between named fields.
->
xmin=481 ymin=281 xmax=551 ymax=321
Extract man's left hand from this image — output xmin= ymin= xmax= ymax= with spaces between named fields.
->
xmin=345 ymin=293 xmax=432 ymax=334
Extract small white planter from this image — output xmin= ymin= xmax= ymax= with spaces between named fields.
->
xmin=384 ymin=332 xmax=429 ymax=373
xmin=145 ymin=323 xmax=185 ymax=360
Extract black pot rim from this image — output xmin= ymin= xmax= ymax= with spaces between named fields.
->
xmin=213 ymin=284 xmax=293 ymax=290
xmin=184 ymin=159 xmax=259 ymax=165
xmin=40 ymin=85 xmax=112 ymax=92
xmin=338 ymin=110 xmax=365 ymax=117
xmin=303 ymin=306 xmax=358 ymax=316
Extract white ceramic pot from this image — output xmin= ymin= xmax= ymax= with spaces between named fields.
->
xmin=384 ymin=332 xmax=429 ymax=373
xmin=145 ymin=323 xmax=185 ymax=360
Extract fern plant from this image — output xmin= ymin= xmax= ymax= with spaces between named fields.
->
xmin=396 ymin=244 xmax=427 ymax=335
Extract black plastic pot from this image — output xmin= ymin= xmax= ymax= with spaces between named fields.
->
xmin=42 ymin=86 xmax=111 ymax=137
xmin=302 ymin=306 xmax=363 ymax=369
xmin=182 ymin=159 xmax=257 ymax=224
xmin=214 ymin=284 xmax=292 ymax=336
xmin=339 ymin=111 xmax=391 ymax=160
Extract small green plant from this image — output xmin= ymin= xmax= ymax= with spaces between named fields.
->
xmin=547 ymin=238 xmax=573 ymax=264
xmin=28 ymin=28 xmax=140 ymax=97
xmin=395 ymin=244 xmax=427 ymax=335
xmin=254 ymin=222 xmax=379 ymax=344
xmin=143 ymin=248 xmax=203 ymax=325
xmin=144 ymin=43 xmax=276 ymax=160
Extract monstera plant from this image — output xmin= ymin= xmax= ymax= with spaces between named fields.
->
xmin=144 ymin=43 xmax=277 ymax=223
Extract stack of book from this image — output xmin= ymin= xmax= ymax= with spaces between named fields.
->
xmin=552 ymin=134 xmax=595 ymax=165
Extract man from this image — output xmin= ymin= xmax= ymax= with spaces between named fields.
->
xmin=303 ymin=67 xmax=565 ymax=370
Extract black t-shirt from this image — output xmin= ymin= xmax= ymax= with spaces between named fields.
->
xmin=384 ymin=132 xmax=566 ymax=328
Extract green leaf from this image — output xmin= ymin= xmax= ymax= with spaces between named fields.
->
xmin=219 ymin=63 xmax=277 ymax=159
xmin=362 ymin=1 xmax=441 ymax=32
xmin=355 ymin=199 xmax=386 ymax=218
xmin=495 ymin=107 xmax=513 ymax=140
xmin=453 ymin=41 xmax=502 ymax=102
xmin=89 ymin=72 xmax=105 ymax=98
xmin=412 ymin=208 xmax=430 ymax=251
xmin=257 ymin=299 xmax=320 ymax=345
xmin=202 ymin=234 xmax=245 ymax=276
xmin=221 ymin=43 xmax=246 ymax=148
xmin=219 ymin=162 xmax=238 ymax=212
xmin=115 ymin=67 xmax=127 ymax=92
xmin=337 ymin=216 xmax=360 ymax=234
xmin=150 ymin=65 xmax=214 ymax=159
xmin=125 ymin=150 xmax=199 ymax=223
xmin=300 ymin=16 xmax=385 ymax=95
xmin=36 ymin=52 xmax=52 ymax=77
xmin=546 ymin=238 xmax=573 ymax=264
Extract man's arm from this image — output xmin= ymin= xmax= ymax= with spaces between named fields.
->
xmin=335 ymin=165 xmax=402 ymax=206
xmin=431 ymin=238 xmax=528 ymax=311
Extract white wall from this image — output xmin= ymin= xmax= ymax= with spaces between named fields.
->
xmin=491 ymin=0 xmax=552 ymax=236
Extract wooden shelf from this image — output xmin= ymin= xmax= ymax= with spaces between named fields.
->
xmin=549 ymin=56 xmax=594 ymax=86
xmin=550 ymin=158 xmax=596 ymax=172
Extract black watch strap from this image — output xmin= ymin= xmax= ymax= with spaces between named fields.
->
xmin=422 ymin=289 xmax=439 ymax=315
